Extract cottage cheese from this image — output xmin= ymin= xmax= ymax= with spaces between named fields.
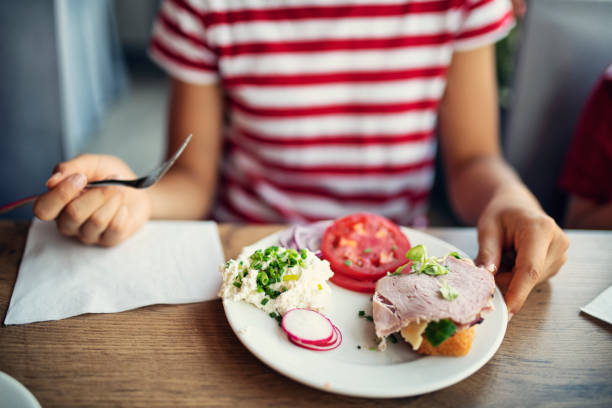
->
xmin=219 ymin=246 xmax=334 ymax=315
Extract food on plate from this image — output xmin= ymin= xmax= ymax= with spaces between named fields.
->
xmin=219 ymin=246 xmax=334 ymax=316
xmin=281 ymin=308 xmax=342 ymax=351
xmin=278 ymin=220 xmax=332 ymax=257
xmin=321 ymin=213 xmax=412 ymax=293
xmin=372 ymin=246 xmax=495 ymax=356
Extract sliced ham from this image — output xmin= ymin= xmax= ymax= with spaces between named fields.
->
xmin=373 ymin=256 xmax=495 ymax=339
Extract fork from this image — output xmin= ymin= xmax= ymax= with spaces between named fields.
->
xmin=0 ymin=134 xmax=192 ymax=215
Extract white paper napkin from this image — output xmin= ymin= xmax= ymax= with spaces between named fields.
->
xmin=581 ymin=286 xmax=612 ymax=325
xmin=4 ymin=219 xmax=225 ymax=325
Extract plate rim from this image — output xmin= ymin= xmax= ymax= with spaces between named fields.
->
xmin=0 ymin=371 xmax=42 ymax=408
xmin=223 ymin=227 xmax=508 ymax=398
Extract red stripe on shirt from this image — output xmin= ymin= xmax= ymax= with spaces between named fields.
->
xmin=230 ymin=143 xmax=436 ymax=175
xmin=223 ymin=66 xmax=447 ymax=87
xmin=225 ymin=171 xmax=432 ymax=203
xmin=219 ymin=192 xmax=271 ymax=223
xmin=168 ymin=0 xmax=208 ymax=26
xmin=225 ymin=179 xmax=314 ymax=222
xmin=467 ymin=0 xmax=495 ymax=10
xmin=457 ymin=10 xmax=514 ymax=40
xmin=217 ymin=33 xmax=453 ymax=56
xmin=151 ymin=38 xmax=217 ymax=71
xmin=233 ymin=127 xmax=434 ymax=147
xmin=225 ymin=175 xmax=431 ymax=223
xmin=202 ymin=1 xmax=466 ymax=27
xmin=229 ymin=97 xmax=439 ymax=117
xmin=158 ymin=11 xmax=212 ymax=51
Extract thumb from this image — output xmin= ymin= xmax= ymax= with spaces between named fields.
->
xmin=475 ymin=215 xmax=503 ymax=272
xmin=46 ymin=154 xmax=103 ymax=189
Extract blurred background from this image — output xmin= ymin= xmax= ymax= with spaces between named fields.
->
xmin=1 ymin=0 xmax=611 ymax=225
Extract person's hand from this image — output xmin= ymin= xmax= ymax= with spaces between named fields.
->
xmin=475 ymin=191 xmax=569 ymax=319
xmin=33 ymin=154 xmax=152 ymax=246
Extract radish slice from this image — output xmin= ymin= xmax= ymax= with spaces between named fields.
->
xmin=288 ymin=323 xmax=338 ymax=347
xmin=288 ymin=325 xmax=342 ymax=351
xmin=281 ymin=308 xmax=342 ymax=351
xmin=281 ymin=308 xmax=334 ymax=345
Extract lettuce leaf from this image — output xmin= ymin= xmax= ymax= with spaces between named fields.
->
xmin=425 ymin=319 xmax=457 ymax=347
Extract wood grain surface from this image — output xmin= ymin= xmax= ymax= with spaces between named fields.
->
xmin=0 ymin=221 xmax=611 ymax=407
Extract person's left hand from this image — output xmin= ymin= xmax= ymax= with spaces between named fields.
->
xmin=475 ymin=191 xmax=569 ymax=319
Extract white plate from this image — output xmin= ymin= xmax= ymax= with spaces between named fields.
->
xmin=223 ymin=227 xmax=508 ymax=398
xmin=0 ymin=372 xmax=41 ymax=408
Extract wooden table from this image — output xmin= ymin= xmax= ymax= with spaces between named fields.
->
xmin=1 ymin=221 xmax=611 ymax=407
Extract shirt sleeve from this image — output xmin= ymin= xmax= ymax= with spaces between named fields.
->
xmin=149 ymin=0 xmax=219 ymax=84
xmin=559 ymin=67 xmax=612 ymax=204
xmin=453 ymin=0 xmax=515 ymax=51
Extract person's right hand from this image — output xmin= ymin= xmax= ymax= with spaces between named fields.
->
xmin=33 ymin=154 xmax=152 ymax=246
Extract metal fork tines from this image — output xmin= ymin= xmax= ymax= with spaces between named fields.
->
xmin=87 ymin=134 xmax=192 ymax=189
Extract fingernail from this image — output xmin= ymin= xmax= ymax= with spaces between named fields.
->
xmin=487 ymin=264 xmax=497 ymax=274
xmin=47 ymin=172 xmax=63 ymax=184
xmin=69 ymin=173 xmax=87 ymax=188
xmin=508 ymin=312 xmax=514 ymax=322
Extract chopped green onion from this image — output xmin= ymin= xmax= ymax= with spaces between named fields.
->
xmin=261 ymin=298 xmax=269 ymax=305
xmin=300 ymin=248 xmax=307 ymax=259
xmin=233 ymin=282 xmax=242 ymax=288
xmin=358 ymin=310 xmax=365 ymax=317
xmin=391 ymin=245 xmax=397 ymax=251
xmin=344 ymin=260 xmax=352 ymax=266
xmin=363 ymin=248 xmax=372 ymax=254
xmin=269 ymin=312 xmax=277 ymax=318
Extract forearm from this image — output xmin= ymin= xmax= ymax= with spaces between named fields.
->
xmin=146 ymin=79 xmax=223 ymax=220
xmin=147 ymin=164 xmax=217 ymax=219
xmin=447 ymin=155 xmax=540 ymax=225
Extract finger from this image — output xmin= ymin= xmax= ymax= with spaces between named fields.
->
xmin=494 ymin=272 xmax=513 ymax=295
xmin=78 ymin=193 xmax=123 ymax=244
xmin=46 ymin=172 xmax=64 ymax=189
xmin=54 ymin=154 xmax=103 ymax=181
xmin=540 ymin=232 xmax=569 ymax=282
xmin=46 ymin=153 xmax=115 ymax=189
xmin=99 ymin=205 xmax=129 ymax=247
xmin=33 ymin=174 xmax=87 ymax=221
xmin=56 ymin=187 xmax=118 ymax=236
xmin=475 ymin=215 xmax=503 ymax=271
xmin=504 ymin=226 xmax=553 ymax=314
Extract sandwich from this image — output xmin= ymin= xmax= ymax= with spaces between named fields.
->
xmin=372 ymin=246 xmax=495 ymax=356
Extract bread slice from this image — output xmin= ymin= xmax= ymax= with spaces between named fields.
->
xmin=416 ymin=326 xmax=475 ymax=357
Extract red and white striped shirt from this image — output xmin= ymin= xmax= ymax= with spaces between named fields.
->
xmin=150 ymin=0 xmax=514 ymax=225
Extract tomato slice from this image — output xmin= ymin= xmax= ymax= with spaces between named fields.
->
xmin=329 ymin=272 xmax=377 ymax=294
xmin=321 ymin=213 xmax=411 ymax=281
